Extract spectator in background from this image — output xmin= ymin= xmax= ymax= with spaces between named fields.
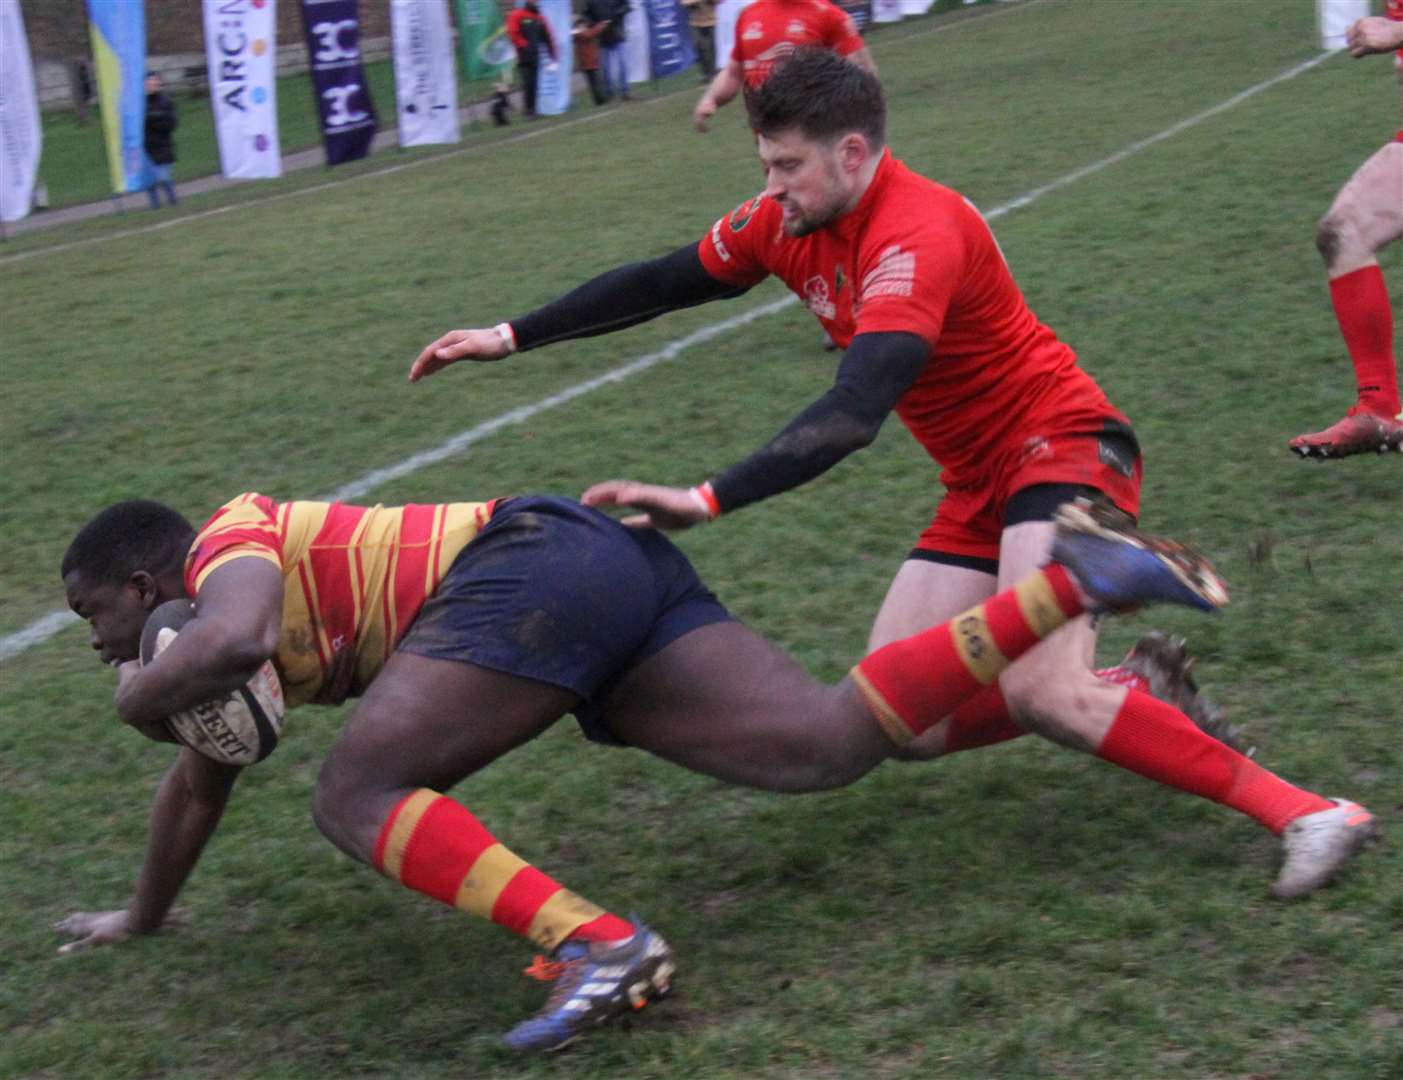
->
xmin=573 ymin=13 xmax=608 ymax=105
xmin=143 ymin=72 xmax=179 ymax=210
xmin=683 ymin=0 xmax=717 ymax=80
xmin=585 ymin=0 xmax=631 ymax=102
xmin=505 ymin=0 xmax=558 ymax=118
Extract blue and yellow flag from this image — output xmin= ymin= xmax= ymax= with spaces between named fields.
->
xmin=87 ymin=0 xmax=147 ymax=194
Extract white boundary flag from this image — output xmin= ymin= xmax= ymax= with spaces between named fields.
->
xmin=0 ymin=0 xmax=42 ymax=222
xmin=204 ymin=0 xmax=282 ymax=179
xmin=391 ymin=0 xmax=459 ymax=146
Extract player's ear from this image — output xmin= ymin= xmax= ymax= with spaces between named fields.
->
xmin=128 ymin=570 xmax=161 ymax=611
xmin=838 ymin=132 xmax=869 ymax=174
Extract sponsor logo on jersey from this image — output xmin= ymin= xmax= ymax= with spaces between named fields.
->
xmin=861 ymin=245 xmax=916 ymax=301
xmin=743 ymin=21 xmax=763 ymax=39
xmin=804 ymin=274 xmax=836 ymax=318
xmin=729 ymin=194 xmax=764 ymax=232
xmin=786 ymin=19 xmax=806 ymax=36
xmin=711 ymin=220 xmax=732 ymax=262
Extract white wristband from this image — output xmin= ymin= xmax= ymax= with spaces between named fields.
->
xmin=494 ymin=322 xmax=517 ymax=354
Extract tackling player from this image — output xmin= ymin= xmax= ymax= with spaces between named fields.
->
xmin=59 ymin=491 xmax=1222 ymax=1051
xmin=1290 ymin=7 xmax=1403 ymax=457
xmin=412 ymin=50 xmax=1378 ymax=901
xmin=693 ymin=0 xmax=875 ymax=132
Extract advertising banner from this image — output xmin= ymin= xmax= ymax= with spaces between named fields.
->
xmin=454 ymin=0 xmax=512 ymax=81
xmin=0 ymin=0 xmax=43 ymax=222
xmin=645 ymin=0 xmax=695 ymax=79
xmin=391 ymin=0 xmax=459 ymax=145
xmin=533 ymin=0 xmax=573 ymax=116
xmin=299 ymin=0 xmax=378 ymax=165
xmin=837 ymin=0 xmax=873 ymax=33
xmin=871 ymin=0 xmax=904 ymax=23
xmin=203 ymin=0 xmax=282 ymax=179
xmin=713 ymin=0 xmax=744 ymax=71
xmin=624 ymin=2 xmax=651 ymax=85
xmin=86 ymin=0 xmax=146 ymax=193
xmin=1316 ymin=0 xmax=1369 ymax=49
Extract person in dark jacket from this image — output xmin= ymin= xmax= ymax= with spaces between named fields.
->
xmin=143 ymin=72 xmax=179 ymax=210
xmin=584 ymin=0 xmax=630 ymax=102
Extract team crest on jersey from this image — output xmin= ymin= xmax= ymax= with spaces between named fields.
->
xmin=729 ymin=194 xmax=764 ymax=232
xmin=804 ymin=274 xmax=836 ymax=318
xmin=786 ymin=19 xmax=806 ymax=36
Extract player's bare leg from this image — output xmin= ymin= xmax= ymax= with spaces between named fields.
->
xmin=314 ymin=655 xmax=674 ymax=1052
xmin=1292 ymin=141 xmax=1403 ymax=457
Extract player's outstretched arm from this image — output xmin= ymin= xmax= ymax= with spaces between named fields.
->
xmin=581 ymin=480 xmax=715 ymax=530
xmin=114 ymin=558 xmax=283 ymax=734
xmin=55 ymin=749 xmax=240 ymax=954
xmin=409 ymin=244 xmax=747 ymax=382
xmin=695 ymin=59 xmax=742 ymax=132
xmin=1346 ymin=16 xmax=1403 ymax=57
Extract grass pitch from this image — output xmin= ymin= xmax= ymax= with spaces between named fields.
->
xmin=2 ymin=2 xmax=1400 ymax=1077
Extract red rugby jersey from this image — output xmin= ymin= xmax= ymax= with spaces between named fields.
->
xmin=697 ymin=150 xmax=1129 ymax=487
xmin=733 ymin=0 xmax=864 ymax=88
xmin=185 ymin=494 xmax=496 ymax=708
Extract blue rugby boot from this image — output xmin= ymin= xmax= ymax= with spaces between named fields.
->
xmin=1051 ymin=498 xmax=1229 ymax=614
xmin=501 ymin=917 xmax=676 ymax=1052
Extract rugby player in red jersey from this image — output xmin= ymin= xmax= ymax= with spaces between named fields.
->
xmin=413 ymin=51 xmax=1377 ymax=901
xmin=693 ymin=0 xmax=874 ymax=132
xmin=1290 ymin=8 xmax=1403 ymax=456
xmin=59 ymin=491 xmax=1221 ymax=1050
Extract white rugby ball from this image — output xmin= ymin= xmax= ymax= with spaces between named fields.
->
xmin=139 ymin=599 xmax=285 ymax=766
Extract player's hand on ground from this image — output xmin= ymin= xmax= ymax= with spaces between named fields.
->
xmin=693 ymin=97 xmax=716 ymax=132
xmin=54 ymin=909 xmax=134 ymax=954
xmin=1346 ymin=16 xmax=1403 ymax=57
xmin=409 ymin=328 xmax=511 ymax=382
xmin=581 ymin=480 xmax=711 ymax=530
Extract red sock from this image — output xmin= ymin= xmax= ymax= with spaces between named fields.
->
xmin=373 ymin=789 xmax=634 ymax=950
xmin=854 ymin=565 xmax=1082 ymax=746
xmin=1330 ymin=265 xmax=1400 ymax=416
xmin=940 ymin=665 xmax=1145 ymax=756
xmin=1095 ymin=691 xmax=1333 ymax=833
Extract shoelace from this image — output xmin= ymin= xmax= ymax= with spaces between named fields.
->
xmin=522 ymin=955 xmax=572 ymax=982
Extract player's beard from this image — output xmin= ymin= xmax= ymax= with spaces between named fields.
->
xmin=780 ymin=158 xmax=849 ymax=237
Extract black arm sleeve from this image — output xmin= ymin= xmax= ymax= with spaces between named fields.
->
xmin=709 ymin=331 xmax=930 ymax=514
xmin=510 ymin=242 xmax=750 ymax=351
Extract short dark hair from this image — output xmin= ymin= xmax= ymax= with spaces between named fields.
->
xmin=745 ymin=48 xmax=885 ymax=149
xmin=62 ymin=500 xmax=196 ymax=586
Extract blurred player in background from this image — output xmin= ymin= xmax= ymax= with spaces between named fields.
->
xmin=693 ymin=0 xmax=875 ymax=132
xmin=56 ymin=491 xmax=1227 ymax=1051
xmin=413 ymin=52 xmax=1377 ymax=901
xmin=1290 ymin=7 xmax=1403 ymax=457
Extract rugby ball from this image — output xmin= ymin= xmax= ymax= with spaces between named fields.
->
xmin=139 ymin=599 xmax=285 ymax=766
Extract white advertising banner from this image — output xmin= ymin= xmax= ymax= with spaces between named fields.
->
xmin=0 ymin=0 xmax=42 ymax=222
xmin=391 ymin=0 xmax=460 ymax=145
xmin=625 ymin=2 xmax=651 ymax=84
xmin=203 ymin=0 xmax=282 ymax=179
xmin=534 ymin=0 xmax=574 ymax=116
xmin=1316 ymin=0 xmax=1368 ymax=49
xmin=713 ymin=0 xmax=743 ymax=71
xmin=900 ymin=0 xmax=934 ymax=15
xmin=871 ymin=0 xmax=904 ymax=24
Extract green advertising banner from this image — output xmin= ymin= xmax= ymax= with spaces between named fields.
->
xmin=454 ymin=0 xmax=513 ymax=81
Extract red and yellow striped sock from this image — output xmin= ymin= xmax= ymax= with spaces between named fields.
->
xmin=852 ymin=564 xmax=1083 ymax=747
xmin=372 ymin=789 xmax=635 ymax=950
xmin=1095 ymin=691 xmax=1334 ymax=833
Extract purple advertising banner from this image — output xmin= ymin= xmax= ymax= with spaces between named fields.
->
xmin=299 ymin=0 xmax=377 ymax=165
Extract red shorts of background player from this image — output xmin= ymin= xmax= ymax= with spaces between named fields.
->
xmin=913 ymin=424 xmax=1143 ymax=572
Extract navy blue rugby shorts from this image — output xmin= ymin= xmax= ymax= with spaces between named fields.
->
xmin=396 ymin=495 xmax=734 ymax=744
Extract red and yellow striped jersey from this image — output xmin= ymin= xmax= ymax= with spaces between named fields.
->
xmin=184 ymin=493 xmax=497 ymax=708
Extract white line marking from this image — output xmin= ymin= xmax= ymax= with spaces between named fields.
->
xmin=0 ymin=48 xmax=1339 ymax=664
